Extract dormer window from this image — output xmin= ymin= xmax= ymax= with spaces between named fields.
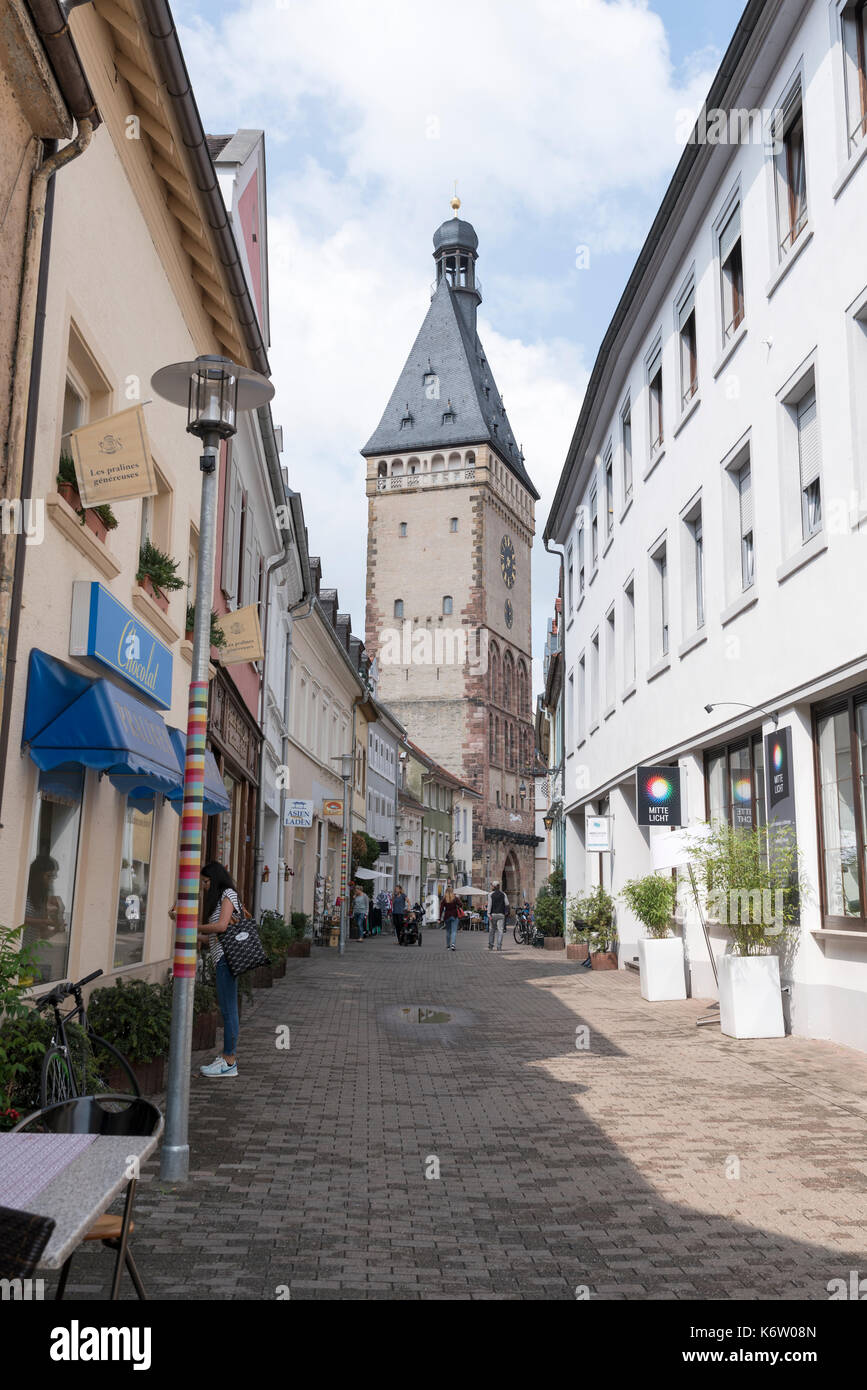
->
xmin=442 ymin=399 xmax=456 ymax=424
xmin=400 ymin=403 xmax=413 ymax=429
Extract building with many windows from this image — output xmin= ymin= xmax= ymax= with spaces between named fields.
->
xmin=545 ymin=0 xmax=867 ymax=1053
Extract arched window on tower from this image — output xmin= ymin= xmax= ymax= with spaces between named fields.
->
xmin=504 ymin=652 xmax=514 ymax=711
xmin=442 ymin=595 xmax=453 ymax=615
xmin=431 ymin=454 xmax=445 ymax=475
xmin=394 ymin=599 xmax=404 ymax=619
xmin=489 ymin=644 xmax=500 ymax=705
xmin=489 ymin=714 xmax=494 ymax=758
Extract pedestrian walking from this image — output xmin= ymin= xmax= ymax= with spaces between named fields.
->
xmin=198 ymin=860 xmax=242 ymax=1077
xmin=487 ymin=882 xmax=509 ymax=952
xmin=440 ymin=887 xmax=463 ymax=951
xmin=352 ymin=887 xmax=370 ymax=938
xmin=392 ymin=887 xmax=407 ymax=943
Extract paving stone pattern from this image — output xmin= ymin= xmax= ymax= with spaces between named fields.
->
xmin=58 ymin=930 xmax=867 ymax=1300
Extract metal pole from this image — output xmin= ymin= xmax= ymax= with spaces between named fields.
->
xmin=161 ymin=434 xmax=220 ymax=1181
xmin=339 ymin=774 xmax=349 ymax=955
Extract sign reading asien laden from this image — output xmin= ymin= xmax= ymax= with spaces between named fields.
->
xmin=67 ymin=405 xmax=156 ymax=506
xmin=215 ymin=604 xmax=264 ymax=665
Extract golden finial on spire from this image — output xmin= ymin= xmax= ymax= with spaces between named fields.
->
xmin=450 ymin=180 xmax=460 ymax=217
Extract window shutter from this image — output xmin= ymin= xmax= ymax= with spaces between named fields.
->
xmin=222 ymin=461 xmax=242 ymax=604
xmin=797 ymin=389 xmax=819 ymax=489
xmin=678 ymin=286 xmax=695 ymax=330
xmin=738 ymin=464 xmax=753 ymax=536
xmin=719 ymin=205 xmax=741 ymax=264
xmin=242 ymin=509 xmax=255 ymax=610
xmin=647 ymin=346 xmax=662 ymax=381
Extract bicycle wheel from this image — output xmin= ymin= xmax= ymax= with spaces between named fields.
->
xmin=40 ymin=1046 xmax=78 ymax=1108
xmin=87 ymin=1033 xmax=141 ymax=1102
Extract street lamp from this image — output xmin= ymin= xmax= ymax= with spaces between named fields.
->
xmin=543 ymin=811 xmax=555 ymax=832
xmin=151 ymin=355 xmax=273 ymax=1183
xmin=704 ymin=701 xmax=779 ymax=727
xmin=518 ymin=779 xmax=527 ymax=803
xmin=332 ymin=752 xmax=354 ymax=956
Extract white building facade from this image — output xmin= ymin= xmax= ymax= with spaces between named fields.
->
xmin=545 ymin=0 xmax=867 ymax=1054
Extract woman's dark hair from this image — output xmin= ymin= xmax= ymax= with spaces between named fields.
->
xmin=201 ymin=860 xmax=237 ymax=921
xmin=27 ymin=854 xmax=59 ymax=912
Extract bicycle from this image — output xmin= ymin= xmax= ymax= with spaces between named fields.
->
xmin=513 ymin=909 xmax=544 ymax=947
xmin=34 ymin=969 xmax=140 ymax=1108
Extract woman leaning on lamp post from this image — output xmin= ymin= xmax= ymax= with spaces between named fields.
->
xmin=169 ymin=860 xmax=241 ymax=1077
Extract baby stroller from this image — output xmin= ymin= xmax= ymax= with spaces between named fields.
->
xmin=399 ymin=908 xmax=422 ymax=947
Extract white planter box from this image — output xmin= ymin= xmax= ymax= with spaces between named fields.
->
xmin=638 ymin=936 xmax=687 ymax=1001
xmin=718 ymin=954 xmax=785 ymax=1039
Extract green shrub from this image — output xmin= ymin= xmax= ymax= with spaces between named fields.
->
xmin=0 ymin=1012 xmax=102 ymax=1126
xmin=185 ymin=602 xmax=227 ymax=648
xmin=87 ymin=978 xmax=172 ymax=1063
xmin=568 ymin=886 xmax=616 ymax=952
xmin=534 ymin=862 xmax=566 ymax=936
xmin=290 ymin=912 xmax=310 ymax=940
xmin=620 ymin=874 xmax=678 ymax=939
xmin=137 ymin=539 xmax=184 ymax=599
xmin=259 ymin=911 xmax=295 ymax=960
xmin=687 ymin=822 xmax=804 ymax=956
xmin=56 ymin=454 xmax=117 ymax=529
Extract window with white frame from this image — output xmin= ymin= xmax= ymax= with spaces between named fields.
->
xmin=590 ymin=630 xmax=600 ymax=725
xmin=647 ymin=343 xmax=663 ymax=454
xmin=567 ymin=543 xmax=574 ymax=611
xmin=795 ymin=384 xmax=821 ymax=539
xmin=718 ymin=200 xmax=745 ymax=343
xmin=842 ymin=1 xmax=867 ymax=154
xmin=590 ymin=485 xmax=598 ymax=565
xmin=678 ymin=282 xmax=698 ymax=408
xmin=682 ymin=499 xmax=705 ymax=633
xmin=650 ymin=539 xmax=669 ymax=660
xmin=624 ymin=579 xmax=636 ymax=686
xmin=621 ymin=398 xmax=633 ymax=501
xmin=578 ymin=654 xmax=586 ymax=741
xmin=773 ymin=80 xmax=808 ymax=257
xmin=577 ymin=521 xmax=585 ymax=595
xmin=604 ymin=446 xmax=614 ymax=539
xmin=566 ymin=670 xmax=574 ymax=749
xmin=737 ymin=460 xmax=755 ymax=589
xmin=605 ymin=606 xmax=615 ymax=710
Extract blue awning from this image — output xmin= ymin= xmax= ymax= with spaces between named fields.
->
xmin=24 ymin=651 xmax=180 ymax=796
xmin=23 ymin=652 xmax=229 ymax=815
xmin=166 ymin=728 xmax=230 ymax=816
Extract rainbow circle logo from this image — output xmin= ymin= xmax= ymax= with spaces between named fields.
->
xmin=772 ymin=742 xmax=783 ymax=771
xmin=733 ymin=777 xmax=752 ymax=802
xmin=646 ymin=775 xmax=673 ymax=803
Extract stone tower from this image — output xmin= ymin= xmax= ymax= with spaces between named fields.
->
xmin=362 ymin=203 xmax=539 ymax=898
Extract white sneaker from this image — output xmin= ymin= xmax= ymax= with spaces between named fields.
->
xmin=200 ymin=1056 xmax=237 ymax=1077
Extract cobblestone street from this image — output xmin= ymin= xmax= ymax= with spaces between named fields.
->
xmin=58 ymin=931 xmax=867 ymax=1301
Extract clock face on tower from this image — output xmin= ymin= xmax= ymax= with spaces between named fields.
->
xmin=500 ymin=535 xmax=516 ymax=589
xmin=504 ymin=599 xmax=513 ymax=629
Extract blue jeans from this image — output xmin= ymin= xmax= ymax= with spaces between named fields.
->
xmin=216 ymin=957 xmax=239 ymax=1057
xmin=444 ymin=916 xmax=459 ymax=948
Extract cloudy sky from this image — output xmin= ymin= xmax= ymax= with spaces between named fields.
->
xmin=173 ymin=0 xmax=746 ymax=689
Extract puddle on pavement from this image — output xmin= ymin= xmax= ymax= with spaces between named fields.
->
xmin=400 ymin=1006 xmax=452 ymax=1024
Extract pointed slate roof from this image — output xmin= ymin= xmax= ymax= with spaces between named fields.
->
xmin=361 ymin=277 xmax=538 ymax=499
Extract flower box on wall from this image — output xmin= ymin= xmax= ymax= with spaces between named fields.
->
xmin=138 ymin=574 xmax=169 ymax=613
xmin=638 ymin=936 xmax=687 ymax=1001
xmin=718 ymin=954 xmax=785 ymax=1039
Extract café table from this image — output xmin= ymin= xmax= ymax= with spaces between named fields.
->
xmin=0 ymin=1125 xmax=162 ymax=1297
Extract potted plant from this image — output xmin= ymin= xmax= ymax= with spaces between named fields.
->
xmin=56 ymin=454 xmax=118 ymax=542
xmin=565 ymin=897 xmax=591 ymax=961
xmin=534 ymin=866 xmax=566 ymax=948
xmin=0 ymin=924 xmax=51 ymax=1129
xmin=581 ymin=885 xmax=618 ymax=969
xmin=87 ymin=977 xmax=172 ymax=1092
xmin=287 ymin=912 xmax=312 ymax=957
xmin=687 ymin=822 xmax=803 ymax=1038
xmin=137 ymin=539 xmax=184 ymax=613
xmin=185 ymin=602 xmax=228 ymax=651
xmin=620 ymin=873 xmax=685 ymax=1001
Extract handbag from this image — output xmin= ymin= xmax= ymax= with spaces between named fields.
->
xmin=221 ymin=902 xmax=270 ymax=979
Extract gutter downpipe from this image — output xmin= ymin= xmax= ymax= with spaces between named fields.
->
xmin=0 ymin=119 xmax=94 ymax=824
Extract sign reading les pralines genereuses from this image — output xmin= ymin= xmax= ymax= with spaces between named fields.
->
xmin=636 ymin=765 xmax=683 ymax=827
xmin=70 ymin=581 xmax=172 ymax=710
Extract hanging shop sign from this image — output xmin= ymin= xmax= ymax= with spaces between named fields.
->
xmin=585 ymin=814 xmax=611 ymax=852
xmin=67 ymin=404 xmax=156 ymax=506
xmin=283 ymin=798 xmax=314 ymax=828
xmin=636 ymin=765 xmax=682 ymax=827
xmin=766 ymin=727 xmax=793 ymax=816
xmin=322 ymin=799 xmax=343 ymax=819
xmin=69 ymin=581 xmax=172 ymax=709
xmin=215 ymin=604 xmax=264 ymax=665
